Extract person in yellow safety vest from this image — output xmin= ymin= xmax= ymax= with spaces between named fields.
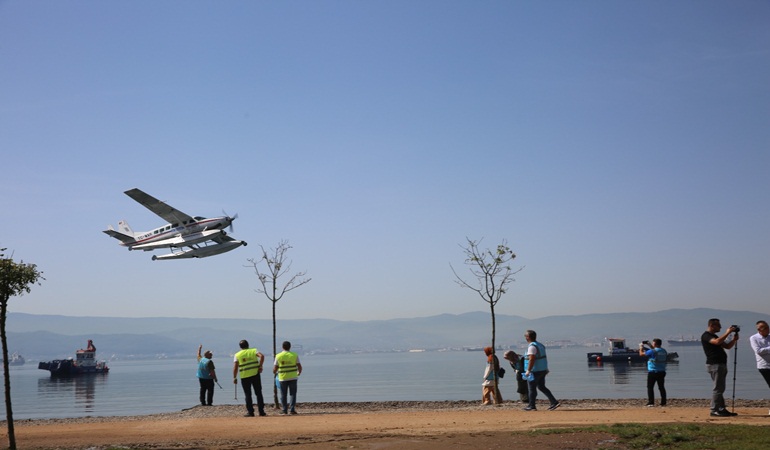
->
xmin=273 ymin=340 xmax=303 ymax=415
xmin=233 ymin=339 xmax=266 ymax=417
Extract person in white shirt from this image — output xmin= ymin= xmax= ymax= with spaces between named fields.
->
xmin=749 ymin=320 xmax=770 ymax=389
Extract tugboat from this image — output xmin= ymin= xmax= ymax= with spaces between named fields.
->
xmin=587 ymin=338 xmax=678 ymax=364
xmin=38 ymin=339 xmax=110 ymax=377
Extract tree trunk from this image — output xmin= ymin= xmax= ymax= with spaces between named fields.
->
xmin=1 ymin=301 xmax=17 ymax=450
xmin=271 ymin=300 xmax=279 ymax=409
xmin=490 ymin=305 xmax=503 ymax=403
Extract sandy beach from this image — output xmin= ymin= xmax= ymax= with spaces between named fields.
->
xmin=7 ymin=399 xmax=770 ymax=449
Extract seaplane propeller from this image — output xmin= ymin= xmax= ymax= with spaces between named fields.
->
xmin=223 ymin=210 xmax=238 ymax=233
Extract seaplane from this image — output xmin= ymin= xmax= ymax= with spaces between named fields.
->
xmin=104 ymin=188 xmax=247 ymax=261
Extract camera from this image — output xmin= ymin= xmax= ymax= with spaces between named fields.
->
xmin=731 ymin=325 xmax=740 ymax=333
xmin=642 ymin=340 xmax=651 ymax=346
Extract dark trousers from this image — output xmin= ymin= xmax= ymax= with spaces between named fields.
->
xmin=279 ymin=379 xmax=298 ymax=413
xmin=240 ymin=374 xmax=265 ymax=415
xmin=527 ymin=371 xmax=557 ymax=409
xmin=646 ymin=371 xmax=666 ymax=405
xmin=759 ymin=368 xmax=770 ymax=388
xmin=198 ymin=378 xmax=214 ymax=405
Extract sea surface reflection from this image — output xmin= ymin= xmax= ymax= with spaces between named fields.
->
xmin=37 ymin=374 xmax=108 ymax=413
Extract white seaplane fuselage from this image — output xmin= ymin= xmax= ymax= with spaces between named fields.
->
xmin=104 ymin=188 xmax=247 ymax=261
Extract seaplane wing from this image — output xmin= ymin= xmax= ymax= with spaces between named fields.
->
xmin=124 ymin=188 xmax=195 ymax=224
xmin=104 ymin=188 xmax=247 ymax=261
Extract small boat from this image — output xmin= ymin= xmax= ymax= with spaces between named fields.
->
xmin=38 ymin=339 xmax=110 ymax=377
xmin=587 ymin=338 xmax=679 ymax=364
xmin=3 ymin=352 xmax=25 ymax=366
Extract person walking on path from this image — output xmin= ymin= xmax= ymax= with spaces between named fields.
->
xmin=273 ymin=341 xmax=303 ymax=415
xmin=197 ymin=344 xmax=218 ymax=406
xmin=523 ymin=330 xmax=560 ymax=411
xmin=750 ymin=320 xmax=770 ymax=389
xmin=503 ymin=350 xmax=528 ymax=403
xmin=481 ymin=346 xmax=498 ymax=405
xmin=233 ymin=339 xmax=266 ymax=417
xmin=701 ymin=318 xmax=739 ymax=417
xmin=639 ymin=338 xmax=667 ymax=407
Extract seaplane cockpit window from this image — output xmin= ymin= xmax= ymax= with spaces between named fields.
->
xmin=172 ymin=223 xmax=178 ymax=228
xmin=194 ymin=216 xmax=205 ymax=221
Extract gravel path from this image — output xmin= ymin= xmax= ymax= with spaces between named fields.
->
xmin=12 ymin=398 xmax=768 ymax=426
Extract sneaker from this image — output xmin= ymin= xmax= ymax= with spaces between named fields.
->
xmin=660 ymin=403 xmax=666 ymax=407
xmin=290 ymin=410 xmax=297 ymax=415
xmin=645 ymin=403 xmax=655 ymax=407
xmin=523 ymin=406 xmax=537 ymax=411
xmin=548 ymin=402 xmax=561 ymax=411
xmin=279 ymin=411 xmax=288 ymax=415
xmin=259 ymin=412 xmax=267 ymax=417
xmin=710 ymin=410 xmax=731 ymax=417
xmin=243 ymin=412 xmax=255 ymax=417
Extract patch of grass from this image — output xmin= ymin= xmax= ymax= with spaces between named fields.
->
xmin=530 ymin=423 xmax=770 ymax=449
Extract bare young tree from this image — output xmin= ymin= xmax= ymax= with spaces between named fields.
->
xmin=0 ymin=249 xmax=44 ymax=450
xmin=246 ymin=240 xmax=310 ymax=408
xmin=450 ymin=238 xmax=522 ymax=403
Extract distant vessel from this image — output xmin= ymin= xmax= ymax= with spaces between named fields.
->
xmin=587 ymin=338 xmax=679 ymax=364
xmin=38 ymin=339 xmax=110 ymax=377
xmin=667 ymin=336 xmax=701 ymax=347
xmin=3 ymin=352 xmax=25 ymax=366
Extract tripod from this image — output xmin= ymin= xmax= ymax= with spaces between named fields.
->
xmin=731 ymin=336 xmax=738 ymax=413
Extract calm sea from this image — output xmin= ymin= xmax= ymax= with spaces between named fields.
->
xmin=4 ymin=344 xmax=768 ymax=420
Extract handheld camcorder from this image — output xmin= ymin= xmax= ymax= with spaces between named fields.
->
xmin=731 ymin=325 xmax=740 ymax=333
xmin=642 ymin=340 xmax=651 ymax=346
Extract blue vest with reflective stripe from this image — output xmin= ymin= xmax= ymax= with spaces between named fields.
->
xmin=197 ymin=357 xmax=213 ymax=379
xmin=524 ymin=342 xmax=548 ymax=372
xmin=647 ymin=348 xmax=667 ymax=372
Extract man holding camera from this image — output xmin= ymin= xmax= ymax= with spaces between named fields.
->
xmin=639 ymin=338 xmax=667 ymax=407
xmin=701 ymin=318 xmax=739 ymax=417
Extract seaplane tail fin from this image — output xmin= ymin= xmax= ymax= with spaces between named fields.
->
xmin=103 ymin=220 xmax=137 ymax=244
xmin=117 ymin=220 xmax=135 ymax=236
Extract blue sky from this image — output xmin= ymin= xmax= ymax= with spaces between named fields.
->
xmin=1 ymin=1 xmax=768 ymax=322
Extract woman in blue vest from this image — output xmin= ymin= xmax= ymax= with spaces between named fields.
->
xmin=639 ymin=338 xmax=667 ymax=407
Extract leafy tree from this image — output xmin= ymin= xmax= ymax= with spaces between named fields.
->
xmin=450 ymin=238 xmax=522 ymax=403
xmin=246 ymin=240 xmax=310 ymax=408
xmin=0 ymin=249 xmax=44 ymax=450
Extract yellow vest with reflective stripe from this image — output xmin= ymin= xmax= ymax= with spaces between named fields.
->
xmin=275 ymin=351 xmax=299 ymax=381
xmin=235 ymin=348 xmax=260 ymax=378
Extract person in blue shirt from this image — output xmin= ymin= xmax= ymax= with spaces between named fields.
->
xmin=639 ymin=338 xmax=667 ymax=407
xmin=196 ymin=344 xmax=218 ymax=406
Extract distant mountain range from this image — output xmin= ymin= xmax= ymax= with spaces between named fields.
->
xmin=6 ymin=308 xmax=766 ymax=360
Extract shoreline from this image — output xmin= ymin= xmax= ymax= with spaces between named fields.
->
xmin=9 ymin=397 xmax=768 ymax=425
xmin=7 ymin=399 xmax=770 ymax=450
